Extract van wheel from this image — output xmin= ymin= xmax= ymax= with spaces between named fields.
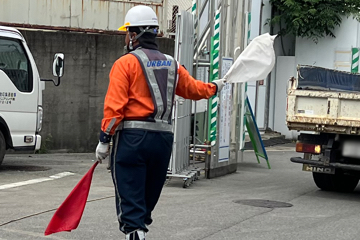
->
xmin=0 ymin=131 xmax=5 ymax=166
xmin=313 ymin=171 xmax=359 ymax=192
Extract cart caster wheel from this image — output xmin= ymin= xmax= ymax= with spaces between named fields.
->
xmin=194 ymin=173 xmax=199 ymax=181
xmin=164 ymin=177 xmax=171 ymax=186
xmin=183 ymin=178 xmax=191 ymax=188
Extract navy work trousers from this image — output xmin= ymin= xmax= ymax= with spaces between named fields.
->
xmin=110 ymin=129 xmax=174 ymax=234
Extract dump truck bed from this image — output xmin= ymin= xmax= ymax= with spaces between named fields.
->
xmin=286 ymin=66 xmax=360 ymax=135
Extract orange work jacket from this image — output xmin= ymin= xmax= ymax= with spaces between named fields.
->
xmin=101 ymin=52 xmax=217 ymax=137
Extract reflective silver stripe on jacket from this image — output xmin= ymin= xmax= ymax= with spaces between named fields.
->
xmin=105 ymin=118 xmax=117 ymax=135
xmin=130 ymin=49 xmax=176 ymax=123
xmin=162 ymin=64 xmax=176 ymax=122
xmin=117 ymin=121 xmax=173 ymax=133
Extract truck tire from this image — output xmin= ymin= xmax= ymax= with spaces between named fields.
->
xmin=0 ymin=131 xmax=5 ymax=166
xmin=313 ymin=171 xmax=359 ymax=192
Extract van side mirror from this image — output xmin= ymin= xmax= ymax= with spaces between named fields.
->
xmin=52 ymin=53 xmax=64 ymax=77
xmin=41 ymin=53 xmax=64 ymax=86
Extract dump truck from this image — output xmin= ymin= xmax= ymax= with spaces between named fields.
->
xmin=0 ymin=26 xmax=64 ymax=165
xmin=287 ymin=65 xmax=360 ymax=192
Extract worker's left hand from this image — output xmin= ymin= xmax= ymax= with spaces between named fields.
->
xmin=212 ymin=79 xmax=226 ymax=93
xmin=95 ymin=141 xmax=110 ymax=163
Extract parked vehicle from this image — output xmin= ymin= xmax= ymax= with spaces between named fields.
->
xmin=287 ymin=65 xmax=360 ymax=192
xmin=0 ymin=26 xmax=64 ymax=165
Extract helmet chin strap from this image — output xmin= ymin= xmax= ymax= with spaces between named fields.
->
xmin=127 ymin=26 xmax=158 ymax=51
xmin=129 ymin=38 xmax=134 ymax=50
xmin=128 ymin=31 xmax=136 ymax=51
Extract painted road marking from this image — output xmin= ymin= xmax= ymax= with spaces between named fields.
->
xmin=0 ymin=172 xmax=75 ymax=190
xmin=2 ymin=228 xmax=69 ymax=240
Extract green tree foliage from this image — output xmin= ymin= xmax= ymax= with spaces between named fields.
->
xmin=269 ymin=0 xmax=360 ymax=42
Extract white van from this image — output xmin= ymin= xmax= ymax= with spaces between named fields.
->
xmin=0 ymin=26 xmax=64 ymax=165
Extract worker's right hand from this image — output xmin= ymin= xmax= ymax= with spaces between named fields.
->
xmin=95 ymin=141 xmax=110 ymax=163
xmin=212 ymin=79 xmax=226 ymax=93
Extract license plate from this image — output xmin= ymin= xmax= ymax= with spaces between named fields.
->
xmin=302 ymin=164 xmax=335 ymax=174
xmin=342 ymin=141 xmax=360 ymax=158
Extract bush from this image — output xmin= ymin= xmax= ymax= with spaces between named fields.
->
xmin=268 ymin=0 xmax=360 ymax=43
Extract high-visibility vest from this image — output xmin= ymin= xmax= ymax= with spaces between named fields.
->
xmin=118 ymin=48 xmax=178 ymax=133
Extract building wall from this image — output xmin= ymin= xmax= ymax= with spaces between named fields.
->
xmin=295 ymin=17 xmax=359 ymax=70
xmin=21 ymin=29 xmax=174 ymax=152
xmin=247 ymin=0 xmax=269 ymax=129
xmin=166 ymin=0 xmax=192 ymax=21
xmin=271 ymin=17 xmax=360 ymax=138
xmin=0 ymin=0 xmax=166 ymax=33
xmin=273 ymin=56 xmax=297 ymax=139
xmin=248 ymin=0 xmax=295 ymax=132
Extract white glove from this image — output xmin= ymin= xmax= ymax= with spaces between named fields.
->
xmin=212 ymin=79 xmax=226 ymax=93
xmin=95 ymin=141 xmax=110 ymax=163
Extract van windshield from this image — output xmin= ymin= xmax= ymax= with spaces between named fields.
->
xmin=0 ymin=37 xmax=32 ymax=92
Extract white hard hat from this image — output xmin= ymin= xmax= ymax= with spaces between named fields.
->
xmin=118 ymin=5 xmax=159 ymax=31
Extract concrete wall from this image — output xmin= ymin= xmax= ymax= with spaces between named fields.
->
xmin=21 ymin=29 xmax=174 ymax=152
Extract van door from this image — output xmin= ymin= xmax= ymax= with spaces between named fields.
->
xmin=0 ymin=36 xmax=38 ymax=150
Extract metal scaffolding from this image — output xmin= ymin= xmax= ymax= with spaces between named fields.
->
xmin=168 ymin=0 xmax=251 ymax=186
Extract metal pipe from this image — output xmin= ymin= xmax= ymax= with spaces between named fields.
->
xmin=193 ymin=62 xmax=211 ymax=67
xmin=199 ymin=0 xmax=209 ymax=19
xmin=217 ymin=0 xmax=222 ymax=10
xmin=195 ymin=59 xmax=211 ymax=63
xmin=255 ymin=82 xmax=259 ymax=118
xmin=189 ymin=150 xmax=208 ymax=155
xmin=255 ymin=0 xmax=264 ymax=122
xmin=190 ymin=144 xmax=211 ymax=148
xmin=194 ymin=29 xmax=210 ymax=60
xmin=192 ymin=0 xmax=202 ymax=167
xmin=269 ymin=0 xmax=276 ymax=131
xmin=194 ymin=22 xmax=210 ymax=56
xmin=204 ymin=0 xmax=215 ymax=178
xmin=239 ymin=0 xmax=250 ymax=153
xmin=209 ymin=0 xmax=215 ymax=46
xmin=192 ymin=0 xmax=209 ymax=37
xmin=171 ymin=13 xmax=183 ymax=175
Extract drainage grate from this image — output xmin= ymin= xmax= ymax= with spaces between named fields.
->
xmin=234 ymin=199 xmax=293 ymax=208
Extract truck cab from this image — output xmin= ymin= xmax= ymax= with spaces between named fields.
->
xmin=0 ymin=26 xmax=63 ymax=165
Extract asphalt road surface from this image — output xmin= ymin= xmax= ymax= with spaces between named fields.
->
xmin=1 ymin=146 xmax=360 ymax=240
